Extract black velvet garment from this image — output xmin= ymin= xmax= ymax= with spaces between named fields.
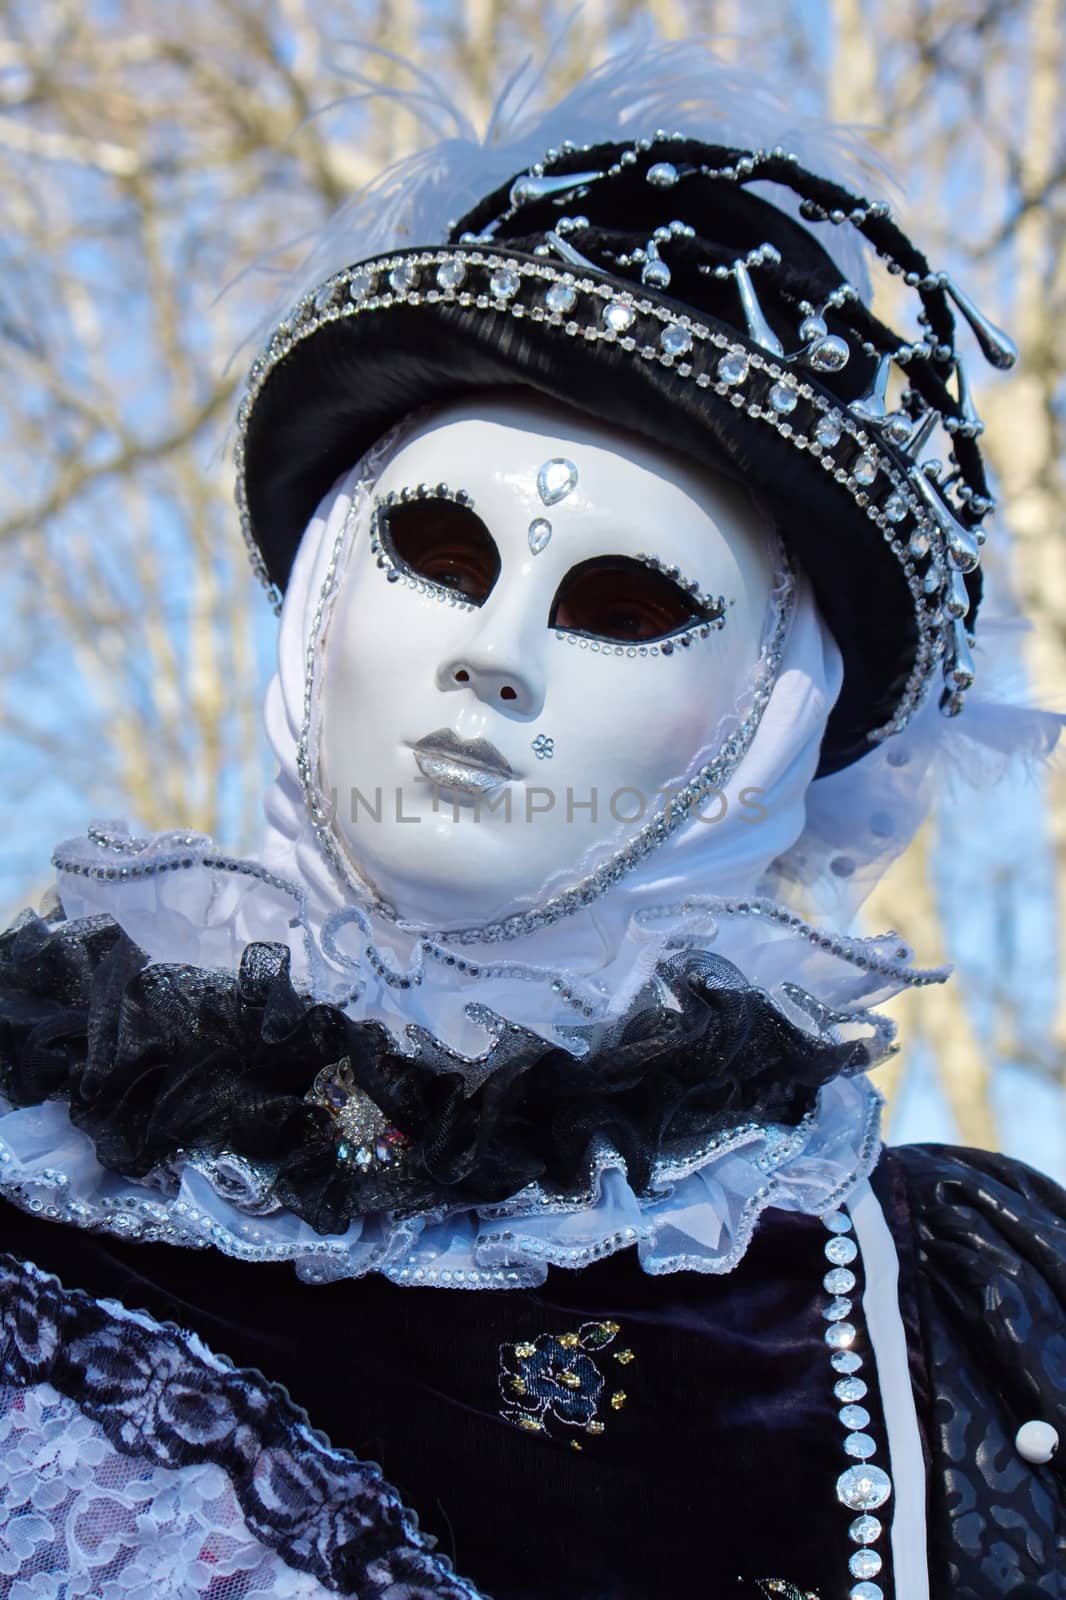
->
xmin=0 ymin=1199 xmax=881 ymax=1599
xmin=1 ymin=1145 xmax=1064 ymax=1596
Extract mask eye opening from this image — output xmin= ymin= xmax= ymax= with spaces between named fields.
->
xmin=375 ymin=490 xmax=501 ymax=605
xmin=549 ymin=554 xmax=723 ymax=644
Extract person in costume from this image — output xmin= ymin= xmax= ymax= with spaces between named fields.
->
xmin=0 ymin=36 xmax=1063 ymax=1600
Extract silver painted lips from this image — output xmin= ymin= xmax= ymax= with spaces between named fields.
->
xmin=411 ymin=728 xmax=514 ymax=795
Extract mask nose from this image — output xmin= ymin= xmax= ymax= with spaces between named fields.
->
xmin=437 ymin=639 xmax=545 ymax=719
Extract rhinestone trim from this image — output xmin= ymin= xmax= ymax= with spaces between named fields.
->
xmin=234 ymin=248 xmax=951 ymax=744
xmin=368 ymin=483 xmax=728 ymax=653
xmin=633 ymin=894 xmax=950 ymax=988
xmin=0 ymin=1072 xmax=883 ymax=1292
xmin=369 ymin=483 xmax=483 ymax=611
xmin=822 ymin=1206 xmax=893 ymax=1599
xmin=52 ymin=837 xmax=306 ymax=902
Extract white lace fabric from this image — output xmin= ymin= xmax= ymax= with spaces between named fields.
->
xmin=0 ymin=1256 xmax=486 ymax=1600
xmin=0 ymin=1383 xmax=332 ymax=1599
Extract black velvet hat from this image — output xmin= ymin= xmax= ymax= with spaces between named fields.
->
xmin=234 ymin=131 xmax=1015 ymax=776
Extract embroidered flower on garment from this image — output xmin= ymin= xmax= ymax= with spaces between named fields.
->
xmin=498 ymin=1321 xmax=632 ymax=1444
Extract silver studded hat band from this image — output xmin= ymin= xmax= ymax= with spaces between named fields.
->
xmin=234 ymin=130 xmax=1013 ymax=775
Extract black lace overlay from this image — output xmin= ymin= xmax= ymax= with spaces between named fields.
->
xmin=878 ymin=1145 xmax=1066 ymax=1599
xmin=0 ymin=911 xmax=872 ymax=1235
xmin=0 ymin=1251 xmax=485 ymax=1597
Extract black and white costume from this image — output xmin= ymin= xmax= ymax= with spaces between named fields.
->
xmin=0 ymin=40 xmax=1062 ymax=1600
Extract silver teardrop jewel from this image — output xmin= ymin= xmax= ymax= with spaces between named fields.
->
xmin=642 ymin=240 xmax=671 ymax=289
xmin=544 ymin=229 xmax=598 ymax=271
xmin=942 ymin=277 xmax=1018 ymax=370
xmin=945 ymin=618 xmax=976 ymax=689
xmin=807 ymin=335 xmax=850 ymax=372
xmin=509 ymin=170 xmax=604 ymax=209
xmin=943 ymin=564 xmax=971 ymax=619
xmin=910 ymin=467 xmax=981 ymax=572
xmin=851 ymin=353 xmax=892 ymax=423
xmin=734 ymin=262 xmax=784 ymax=356
xmin=528 ymin=518 xmax=552 ymax=555
xmin=954 ymin=360 xmax=985 ymax=437
xmin=537 ymin=458 xmax=579 ymax=506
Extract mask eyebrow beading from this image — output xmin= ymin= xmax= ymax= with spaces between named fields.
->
xmin=371 ymin=486 xmax=726 ymax=650
xmin=551 ymin=552 xmax=727 ymax=657
xmin=369 ymin=483 xmax=483 ymax=611
xmin=633 ymin=551 xmax=727 ymax=621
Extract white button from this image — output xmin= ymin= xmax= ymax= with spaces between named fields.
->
xmin=1015 ymin=1420 xmax=1059 ymax=1464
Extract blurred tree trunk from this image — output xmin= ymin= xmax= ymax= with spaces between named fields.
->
xmin=825 ymin=0 xmax=1000 ymax=1143
xmin=979 ymin=0 xmax=1066 ymax=1075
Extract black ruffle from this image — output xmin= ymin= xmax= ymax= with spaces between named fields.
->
xmin=0 ymin=911 xmax=870 ymax=1235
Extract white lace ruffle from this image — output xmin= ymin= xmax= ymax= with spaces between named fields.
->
xmin=0 ymin=1381 xmax=333 ymax=1599
xmin=53 ymin=820 xmax=932 ymax=1066
xmin=0 ymin=1074 xmax=881 ymax=1289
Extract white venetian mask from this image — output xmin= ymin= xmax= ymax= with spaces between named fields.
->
xmin=313 ymin=392 xmax=776 ymax=929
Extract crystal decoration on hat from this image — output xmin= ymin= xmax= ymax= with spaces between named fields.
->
xmin=236 ymin=118 xmax=1017 ymax=739
xmin=444 ymin=129 xmax=1016 ymax=724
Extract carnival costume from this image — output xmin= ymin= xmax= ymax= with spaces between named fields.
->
xmin=0 ymin=38 xmax=1062 ymax=1600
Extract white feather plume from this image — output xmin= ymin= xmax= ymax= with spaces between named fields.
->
xmin=248 ymin=18 xmax=896 ymax=342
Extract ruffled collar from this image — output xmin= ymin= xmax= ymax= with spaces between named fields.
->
xmin=0 ymin=909 xmax=884 ymax=1286
xmin=0 ymin=1075 xmax=881 ymax=1288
